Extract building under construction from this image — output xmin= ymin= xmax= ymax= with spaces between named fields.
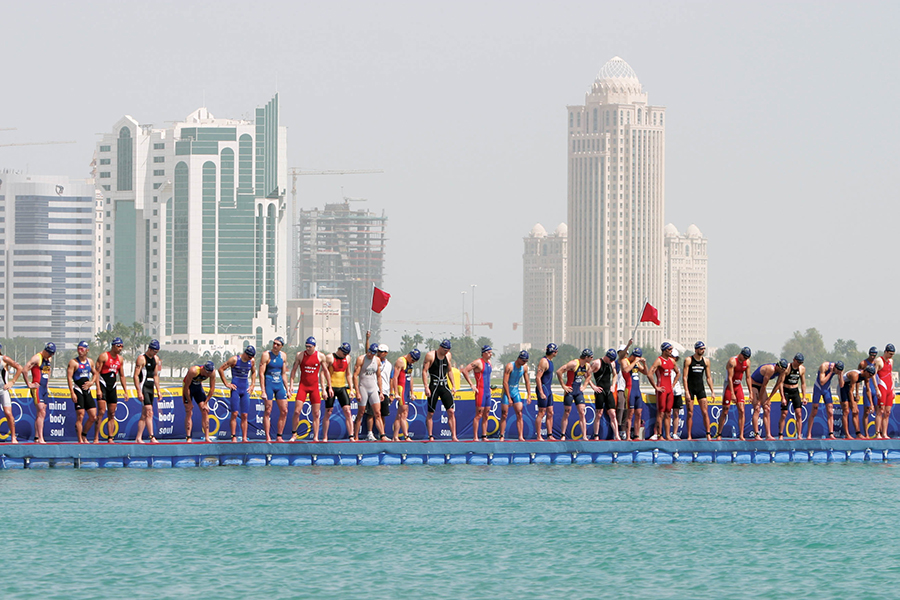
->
xmin=294 ymin=201 xmax=387 ymax=350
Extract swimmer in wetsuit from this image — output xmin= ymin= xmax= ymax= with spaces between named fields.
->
xmin=858 ymin=347 xmax=880 ymax=433
xmin=623 ymin=348 xmax=650 ymax=440
xmin=649 ymin=342 xmax=680 ymax=441
xmin=556 ymin=349 xmax=596 ymax=441
xmin=391 ymin=348 xmax=421 ymax=441
xmin=777 ymin=353 xmax=807 ymax=440
xmin=324 ymin=342 xmax=355 ymax=441
xmin=0 ymin=343 xmax=24 ymax=444
xmin=67 ymin=341 xmax=98 ymax=444
xmin=134 ymin=340 xmax=162 ymax=444
xmin=25 ymin=342 xmax=56 ymax=444
xmin=95 ymin=338 xmax=128 ymax=443
xmin=502 ymin=351 xmax=531 ymax=441
xmin=258 ymin=337 xmax=288 ymax=442
xmin=717 ymin=347 xmax=752 ymax=440
xmin=840 ymin=365 xmax=876 ymax=439
xmin=591 ymin=349 xmax=621 ymax=441
xmin=534 ymin=343 xmax=559 ymax=441
xmin=354 ymin=343 xmax=386 ymax=441
xmin=218 ymin=346 xmax=257 ymax=442
xmin=873 ymin=344 xmax=895 ymax=439
xmin=460 ymin=345 xmax=494 ymax=441
xmin=288 ymin=336 xmax=329 ymax=442
xmin=806 ymin=359 xmax=842 ymax=440
xmin=182 ymin=361 xmax=216 ymax=443
xmin=749 ymin=359 xmax=788 ymax=440
xmin=421 ymin=340 xmax=458 ymax=441
xmin=682 ymin=341 xmax=716 ymax=441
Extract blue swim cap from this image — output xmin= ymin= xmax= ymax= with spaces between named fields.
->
xmin=409 ymin=348 xmax=421 ymax=361
xmin=777 ymin=358 xmax=789 ymax=369
xmin=305 ymin=336 xmax=316 ymax=346
xmin=44 ymin=342 xmax=56 ymax=355
xmin=834 ymin=361 xmax=844 ymax=371
xmin=77 ymin=340 xmax=89 ymax=349
xmin=741 ymin=347 xmax=752 ymax=358
xmin=204 ymin=361 xmax=215 ymax=372
xmin=869 ymin=346 xmax=878 ymax=355
xmin=546 ymin=343 xmax=558 ymax=354
xmin=580 ymin=348 xmax=593 ymax=359
xmin=482 ymin=345 xmax=493 ymax=354
xmin=695 ymin=341 xmax=705 ymax=350
xmin=111 ymin=337 xmax=123 ymax=347
xmin=339 ymin=342 xmax=352 ymax=354
xmin=148 ymin=339 xmax=160 ymax=350
xmin=274 ymin=336 xmax=285 ymax=345
xmin=865 ymin=364 xmax=877 ymax=375
xmin=605 ymin=349 xmax=618 ymax=361
xmin=794 ymin=353 xmax=804 ymax=363
xmin=661 ymin=342 xmax=673 ymax=352
xmin=887 ymin=344 xmax=896 ymax=353
xmin=518 ymin=350 xmax=529 ymax=361
xmin=631 ymin=347 xmax=643 ymax=357
xmin=368 ymin=343 xmax=379 ymax=354
xmin=440 ymin=339 xmax=452 ymax=350
xmin=244 ymin=345 xmax=256 ymax=357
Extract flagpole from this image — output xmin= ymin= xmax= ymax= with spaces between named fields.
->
xmin=367 ymin=282 xmax=375 ymax=337
xmin=631 ymin=297 xmax=648 ymax=342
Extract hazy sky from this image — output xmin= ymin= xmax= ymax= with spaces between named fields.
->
xmin=3 ymin=1 xmax=899 ymax=354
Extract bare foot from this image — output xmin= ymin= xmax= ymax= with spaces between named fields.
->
xmin=535 ymin=437 xmax=543 ymax=442
xmin=231 ymin=437 xmax=238 ymax=443
xmin=265 ymin=438 xmax=273 ymax=443
xmin=518 ymin=437 xmax=525 ymax=441
xmin=136 ymin=438 xmax=145 ymax=444
xmin=451 ymin=437 xmax=459 ymax=442
xmin=150 ymin=437 xmax=159 ymax=444
xmin=37 ymin=439 xmax=46 ymax=444
xmin=204 ymin=437 xmax=213 ymax=443
xmin=765 ymin=436 xmax=776 ymax=441
xmin=739 ymin=436 xmax=746 ymax=441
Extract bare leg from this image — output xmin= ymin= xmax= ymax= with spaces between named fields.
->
xmin=577 ymin=404 xmax=587 ymax=441
xmin=200 ymin=403 xmax=211 ymax=442
xmin=793 ymin=407 xmax=803 ymax=439
xmin=34 ymin=401 xmax=47 ymax=444
xmin=699 ymin=398 xmax=711 ymax=439
xmin=342 ymin=405 xmax=353 ymax=440
xmin=806 ymin=403 xmax=819 ymax=439
xmin=671 ymin=405 xmax=681 ymax=439
xmin=3 ymin=405 xmax=17 ymax=443
xmin=448 ymin=407 xmax=458 ymax=442
xmin=762 ymin=401 xmax=774 ymax=440
xmin=263 ymin=399 xmax=273 ymax=442
xmin=311 ymin=404 xmax=321 ymax=441
xmin=184 ymin=402 xmax=193 ymax=441
xmin=105 ymin=402 xmax=116 ymax=443
xmin=717 ymin=401 xmax=729 ymax=439
xmin=83 ymin=407 xmax=96 ymax=443
xmin=685 ymin=398 xmax=694 ymax=440
xmin=778 ymin=405 xmax=788 ymax=439
xmin=535 ymin=407 xmax=545 ymax=441
xmin=825 ymin=403 xmax=835 ymax=438
xmin=241 ymin=413 xmax=249 ymax=441
xmin=606 ymin=408 xmax=619 ymax=440
xmin=513 ymin=403 xmax=524 ymax=441
xmin=634 ymin=407 xmax=643 ymax=440
xmin=499 ymin=405 xmax=508 ymax=439
xmin=560 ymin=406 xmax=571 ymax=440
xmin=546 ymin=406 xmax=556 ymax=440
xmin=737 ymin=402 xmax=746 ymax=440
xmin=276 ymin=399 xmax=288 ymax=440
xmin=75 ymin=408 xmax=85 ymax=443
xmin=95 ymin=399 xmax=106 ymax=443
xmin=230 ymin=411 xmax=238 ymax=440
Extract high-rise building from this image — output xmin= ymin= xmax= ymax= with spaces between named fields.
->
xmin=522 ymin=222 xmax=567 ymax=349
xmin=93 ymin=95 xmax=287 ymax=354
xmin=567 ymin=57 xmax=665 ymax=351
xmin=0 ymin=172 xmax=97 ymax=348
xmin=664 ymin=223 xmax=708 ymax=347
xmin=295 ymin=201 xmax=386 ymax=350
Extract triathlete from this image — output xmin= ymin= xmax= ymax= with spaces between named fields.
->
xmin=0 ymin=343 xmax=24 ymax=444
xmin=670 ymin=348 xmax=685 ymax=439
xmin=840 ymin=365 xmax=876 ymax=439
xmin=422 ymin=340 xmax=458 ymax=442
xmin=323 ymin=342 xmax=354 ymax=441
xmin=777 ymin=353 xmax=807 ymax=440
xmin=556 ymin=349 xmax=594 ymax=441
xmin=859 ymin=347 xmax=880 ymax=432
xmin=258 ymin=337 xmax=288 ymax=443
xmin=502 ymin=350 xmax=531 ymax=441
xmin=354 ymin=343 xmax=386 ymax=441
xmin=649 ymin=342 xmax=679 ymax=441
xmin=534 ymin=343 xmax=558 ymax=441
xmin=66 ymin=341 xmax=97 ymax=444
xmin=717 ymin=347 xmax=752 ymax=440
xmin=806 ymin=359 xmax=843 ymax=440
xmin=460 ymin=345 xmax=494 ymax=441
xmin=218 ymin=345 xmax=256 ymax=442
xmin=749 ymin=359 xmax=788 ymax=440
xmin=614 ymin=340 xmax=633 ymax=435
xmin=134 ymin=339 xmax=162 ymax=444
xmin=368 ymin=344 xmax=392 ymax=440
xmin=683 ymin=341 xmax=715 ymax=440
xmin=625 ymin=348 xmax=650 ymax=440
xmin=95 ymin=337 xmax=128 ymax=443
xmin=591 ymin=349 xmax=620 ymax=440
xmin=288 ymin=336 xmax=329 ymax=442
xmin=391 ymin=348 xmax=421 ymax=441
xmin=182 ymin=361 xmax=215 ymax=443
xmin=25 ymin=342 xmax=56 ymax=444
xmin=873 ymin=344 xmax=895 ymax=439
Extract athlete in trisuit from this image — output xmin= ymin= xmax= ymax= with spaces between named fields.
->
xmin=749 ymin=359 xmax=788 ymax=440
xmin=391 ymin=348 xmax=421 ymax=441
xmin=806 ymin=359 xmax=843 ymax=440
xmin=460 ymin=345 xmax=494 ymax=441
xmin=0 ymin=343 xmax=24 ymax=444
xmin=324 ymin=342 xmax=355 ymax=441
xmin=591 ymin=349 xmax=621 ymax=440
xmin=556 ymin=349 xmax=596 ymax=441
xmin=502 ymin=350 xmax=531 ymax=441
xmin=649 ymin=342 xmax=680 ymax=441
xmin=95 ymin=337 xmax=128 ymax=443
xmin=368 ymin=344 xmax=392 ymax=439
xmin=66 ymin=341 xmax=97 ymax=444
xmin=873 ymin=344 xmax=895 ymax=439
xmin=134 ymin=339 xmax=162 ymax=444
xmin=614 ymin=340 xmax=634 ymax=435
xmin=840 ymin=365 xmax=876 ymax=439
xmin=354 ymin=343 xmax=387 ymax=441
xmin=777 ymin=353 xmax=807 ymax=440
xmin=623 ymin=348 xmax=650 ymax=440
xmin=717 ymin=347 xmax=752 ymax=440
xmin=534 ymin=343 xmax=558 ymax=441
xmin=25 ymin=342 xmax=56 ymax=444
xmin=682 ymin=341 xmax=716 ymax=440
xmin=422 ymin=340 xmax=459 ymax=441
xmin=182 ymin=361 xmax=216 ymax=443
xmin=258 ymin=337 xmax=288 ymax=442
xmin=218 ymin=345 xmax=256 ymax=442
xmin=288 ymin=336 xmax=329 ymax=442
xmin=858 ymin=347 xmax=880 ymax=436
xmin=670 ymin=348 xmax=685 ymax=439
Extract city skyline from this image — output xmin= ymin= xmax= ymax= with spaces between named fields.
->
xmin=3 ymin=2 xmax=899 ymax=354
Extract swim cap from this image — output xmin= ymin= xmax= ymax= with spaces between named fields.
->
xmin=695 ymin=341 xmax=705 ymax=350
xmin=482 ymin=345 xmax=493 ymax=354
xmin=148 ymin=339 xmax=160 ymax=350
xmin=834 ymin=361 xmax=844 ymax=371
xmin=661 ymin=342 xmax=673 ymax=352
xmin=368 ymin=343 xmax=379 ymax=354
xmin=518 ymin=350 xmax=530 ymax=361
xmin=777 ymin=359 xmax=789 ymax=369
xmin=794 ymin=353 xmax=804 ymax=363
xmin=244 ymin=345 xmax=256 ymax=357
xmin=339 ymin=342 xmax=352 ymax=354
xmin=741 ymin=347 xmax=752 ymax=358
xmin=546 ymin=343 xmax=558 ymax=354
xmin=78 ymin=340 xmax=89 ymax=349
xmin=580 ymin=348 xmax=593 ymax=359
xmin=274 ymin=336 xmax=285 ymax=345
xmin=305 ymin=336 xmax=316 ymax=346
xmin=377 ymin=344 xmax=389 ymax=353
xmin=887 ymin=344 xmax=896 ymax=353
xmin=112 ymin=337 xmax=123 ymax=347
xmin=869 ymin=346 xmax=878 ymax=355
xmin=605 ymin=349 xmax=618 ymax=361
xmin=44 ymin=342 xmax=56 ymax=355
xmin=204 ymin=361 xmax=215 ymax=372
xmin=409 ymin=348 xmax=421 ymax=361
xmin=440 ymin=340 xmax=452 ymax=350
xmin=865 ymin=364 xmax=877 ymax=375
xmin=631 ymin=347 xmax=643 ymax=357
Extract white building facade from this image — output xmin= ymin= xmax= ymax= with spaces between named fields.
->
xmin=93 ymin=95 xmax=288 ymax=355
xmin=664 ymin=223 xmax=708 ymax=348
xmin=522 ymin=222 xmax=567 ymax=349
xmin=567 ymin=57 xmax=665 ymax=351
xmin=0 ymin=172 xmax=97 ymax=348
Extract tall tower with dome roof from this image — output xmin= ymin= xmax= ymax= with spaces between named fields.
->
xmin=566 ymin=57 xmax=666 ymax=351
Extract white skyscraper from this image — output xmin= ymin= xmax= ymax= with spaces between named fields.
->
xmin=0 ymin=172 xmax=97 ymax=348
xmin=664 ymin=223 xmax=708 ymax=347
xmin=522 ymin=222 xmax=567 ymax=349
xmin=94 ymin=95 xmax=287 ymax=354
xmin=567 ymin=57 xmax=665 ymax=351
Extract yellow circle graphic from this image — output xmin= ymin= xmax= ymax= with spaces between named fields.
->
xmin=486 ymin=415 xmax=500 ymax=436
xmin=867 ymin=420 xmax=876 ymax=437
xmin=100 ymin=417 xmax=119 ymax=439
xmin=296 ymin=419 xmax=311 ymax=439
xmin=0 ymin=417 xmax=8 ymax=441
xmin=208 ymin=415 xmax=220 ymax=436
xmin=785 ymin=418 xmax=797 ymax=438
xmin=570 ymin=421 xmax=584 ymax=440
xmin=709 ymin=421 xmax=719 ymax=436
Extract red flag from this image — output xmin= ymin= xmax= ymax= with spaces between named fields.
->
xmin=639 ymin=302 xmax=660 ymax=326
xmin=371 ymin=287 xmax=391 ymax=313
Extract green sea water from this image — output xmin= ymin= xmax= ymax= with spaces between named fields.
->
xmin=2 ymin=463 xmax=899 ymax=600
